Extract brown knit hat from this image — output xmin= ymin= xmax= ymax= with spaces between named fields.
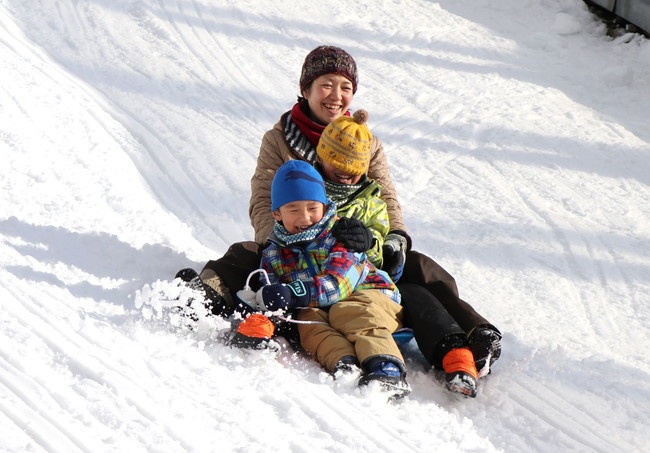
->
xmin=317 ymin=110 xmax=372 ymax=176
xmin=300 ymin=46 xmax=359 ymax=94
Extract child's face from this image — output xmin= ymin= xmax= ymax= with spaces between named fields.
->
xmin=319 ymin=160 xmax=363 ymax=185
xmin=273 ymin=200 xmax=326 ymax=234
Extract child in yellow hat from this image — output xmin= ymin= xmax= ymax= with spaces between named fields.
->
xmin=299 ymin=110 xmax=479 ymax=397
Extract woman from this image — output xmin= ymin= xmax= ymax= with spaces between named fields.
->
xmin=194 ymin=45 xmax=501 ymax=376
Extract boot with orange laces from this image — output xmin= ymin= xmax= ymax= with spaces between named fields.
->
xmin=442 ymin=347 xmax=479 ymax=398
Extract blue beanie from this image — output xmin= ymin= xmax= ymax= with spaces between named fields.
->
xmin=271 ymin=160 xmax=327 ymax=211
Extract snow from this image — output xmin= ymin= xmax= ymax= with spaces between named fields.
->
xmin=1 ymin=0 xmax=649 ymax=451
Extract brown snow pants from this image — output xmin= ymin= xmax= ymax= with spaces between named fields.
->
xmin=296 ymin=290 xmax=404 ymax=373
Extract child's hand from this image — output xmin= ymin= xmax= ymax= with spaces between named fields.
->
xmin=382 ymin=232 xmax=407 ymax=281
xmin=332 ymin=217 xmax=373 ymax=252
xmin=256 ymin=281 xmax=311 ymax=311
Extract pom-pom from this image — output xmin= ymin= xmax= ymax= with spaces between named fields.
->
xmin=352 ymin=109 xmax=368 ymax=125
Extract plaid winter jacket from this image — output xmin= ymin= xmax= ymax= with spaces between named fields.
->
xmin=260 ymin=203 xmax=400 ymax=308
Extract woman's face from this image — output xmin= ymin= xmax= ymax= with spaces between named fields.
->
xmin=302 ymin=74 xmax=354 ymax=125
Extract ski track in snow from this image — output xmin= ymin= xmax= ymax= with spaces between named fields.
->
xmin=1 ymin=0 xmax=649 ymax=451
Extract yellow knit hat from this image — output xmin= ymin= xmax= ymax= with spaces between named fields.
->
xmin=317 ymin=110 xmax=372 ymax=176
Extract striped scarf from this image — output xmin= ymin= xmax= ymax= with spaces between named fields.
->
xmin=272 ymin=202 xmax=338 ymax=246
xmin=283 ymin=104 xmax=320 ymax=164
xmin=323 ymin=176 xmax=367 ymax=210
xmin=283 ymin=101 xmax=351 ymax=164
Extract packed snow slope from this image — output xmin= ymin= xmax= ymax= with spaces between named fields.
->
xmin=1 ymin=0 xmax=649 ymax=451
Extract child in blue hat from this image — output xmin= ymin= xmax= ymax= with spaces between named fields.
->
xmin=250 ymin=159 xmax=410 ymax=397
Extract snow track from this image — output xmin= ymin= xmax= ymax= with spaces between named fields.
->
xmin=1 ymin=0 xmax=649 ymax=451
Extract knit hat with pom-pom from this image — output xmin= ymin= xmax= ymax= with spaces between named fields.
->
xmin=317 ymin=109 xmax=372 ymax=176
xmin=300 ymin=46 xmax=359 ymax=94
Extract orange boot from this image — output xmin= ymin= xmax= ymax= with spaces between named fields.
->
xmin=228 ymin=314 xmax=276 ymax=350
xmin=442 ymin=347 xmax=478 ymax=398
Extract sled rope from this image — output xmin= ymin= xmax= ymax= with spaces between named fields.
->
xmin=274 ymin=314 xmax=327 ymax=325
xmin=244 ymin=268 xmax=271 ymax=290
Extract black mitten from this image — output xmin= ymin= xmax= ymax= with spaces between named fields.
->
xmin=331 ymin=217 xmax=373 ymax=252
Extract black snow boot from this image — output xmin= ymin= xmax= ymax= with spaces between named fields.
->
xmin=175 ymin=268 xmax=229 ymax=316
xmin=468 ymin=325 xmax=502 ymax=376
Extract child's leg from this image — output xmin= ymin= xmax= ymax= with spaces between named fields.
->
xmin=297 ymin=308 xmax=355 ymax=372
xmin=327 ymin=290 xmax=404 ymax=367
xmin=400 ymin=251 xmax=502 ymax=374
xmin=398 ymin=283 xmax=467 ymax=369
xmin=400 ymin=250 xmax=491 ymax=333
xmin=397 ymin=285 xmax=478 ymax=396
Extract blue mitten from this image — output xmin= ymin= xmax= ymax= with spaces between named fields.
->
xmin=256 ymin=281 xmax=311 ymax=311
xmin=382 ymin=233 xmax=408 ymax=282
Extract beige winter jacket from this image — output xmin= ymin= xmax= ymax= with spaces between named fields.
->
xmin=249 ymin=115 xmax=407 ymax=244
